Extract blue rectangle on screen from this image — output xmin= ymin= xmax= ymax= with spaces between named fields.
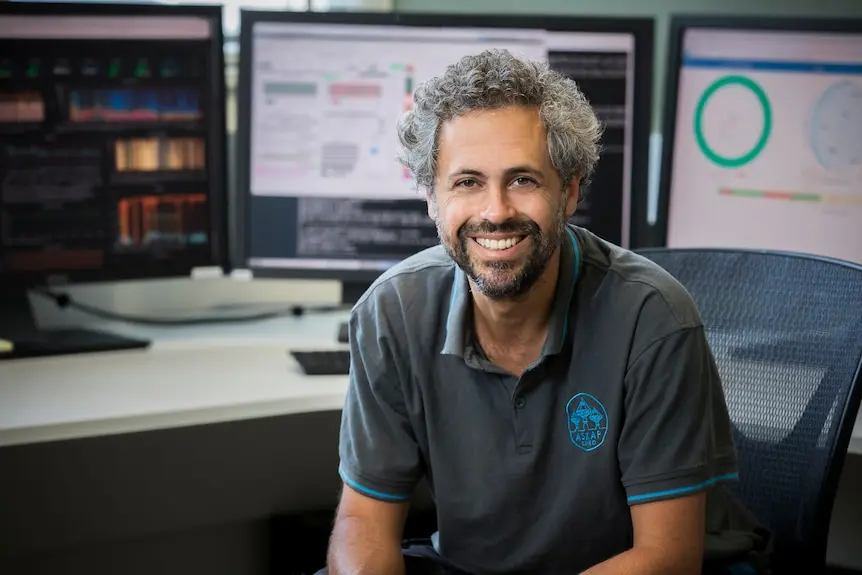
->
xmin=682 ymin=57 xmax=862 ymax=75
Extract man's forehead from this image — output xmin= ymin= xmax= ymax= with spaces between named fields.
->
xmin=436 ymin=109 xmax=551 ymax=177
xmin=440 ymin=106 xmax=544 ymax=135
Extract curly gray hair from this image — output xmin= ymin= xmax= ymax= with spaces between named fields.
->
xmin=396 ymin=48 xmax=603 ymax=195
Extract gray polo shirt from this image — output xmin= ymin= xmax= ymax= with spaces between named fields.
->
xmin=338 ymin=224 xmax=738 ymax=574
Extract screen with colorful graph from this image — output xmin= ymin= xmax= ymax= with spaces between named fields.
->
xmin=237 ymin=11 xmax=653 ymax=293
xmin=660 ymin=18 xmax=862 ymax=265
xmin=0 ymin=6 xmax=226 ymax=283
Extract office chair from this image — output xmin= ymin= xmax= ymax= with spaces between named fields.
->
xmin=636 ymin=247 xmax=862 ymax=572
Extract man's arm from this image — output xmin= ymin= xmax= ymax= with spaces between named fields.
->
xmin=581 ymin=492 xmax=706 ymax=575
xmin=594 ymin=316 xmax=737 ymax=574
xmin=326 ymin=297 xmax=422 ymax=573
xmin=327 ymin=486 xmax=410 ymax=575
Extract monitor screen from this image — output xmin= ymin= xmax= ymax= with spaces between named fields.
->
xmin=660 ymin=20 xmax=862 ymax=264
xmin=238 ymin=13 xmax=652 ymax=293
xmin=0 ymin=6 xmax=227 ymax=285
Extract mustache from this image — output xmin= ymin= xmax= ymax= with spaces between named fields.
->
xmin=458 ymin=218 xmax=541 ymax=238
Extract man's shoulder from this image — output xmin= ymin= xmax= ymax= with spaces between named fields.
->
xmin=576 ymin=227 xmax=703 ymax=337
xmin=352 ymin=244 xmax=456 ymax=321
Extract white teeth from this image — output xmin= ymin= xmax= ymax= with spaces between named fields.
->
xmin=476 ymin=236 xmax=522 ymax=250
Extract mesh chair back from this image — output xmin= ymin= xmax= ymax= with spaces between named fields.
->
xmin=636 ymin=248 xmax=862 ymax=570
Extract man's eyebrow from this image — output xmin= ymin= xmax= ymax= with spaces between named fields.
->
xmin=447 ymin=168 xmax=485 ymax=179
xmin=503 ymin=165 xmax=544 ymax=179
xmin=446 ymin=166 xmax=545 ymax=180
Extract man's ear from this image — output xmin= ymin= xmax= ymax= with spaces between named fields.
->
xmin=426 ymin=189 xmax=438 ymax=220
xmin=564 ymin=179 xmax=580 ymax=218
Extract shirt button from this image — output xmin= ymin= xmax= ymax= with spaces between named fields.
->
xmin=514 ymin=396 xmax=526 ymax=409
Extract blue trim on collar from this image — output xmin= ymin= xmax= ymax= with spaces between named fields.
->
xmin=561 ymin=226 xmax=582 ymax=346
xmin=440 ymin=265 xmax=469 ymax=356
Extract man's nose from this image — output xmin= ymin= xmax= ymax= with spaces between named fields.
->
xmin=479 ymin=185 xmax=517 ymax=224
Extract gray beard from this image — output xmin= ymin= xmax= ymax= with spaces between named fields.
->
xmin=436 ymin=208 xmax=567 ymax=301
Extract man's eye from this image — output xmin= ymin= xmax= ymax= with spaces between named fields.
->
xmin=457 ymin=179 xmax=478 ymax=188
xmin=513 ymin=177 xmax=536 ymax=187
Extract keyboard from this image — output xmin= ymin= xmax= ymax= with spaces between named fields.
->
xmin=0 ymin=328 xmax=150 ymax=361
xmin=291 ymin=350 xmax=351 ymax=376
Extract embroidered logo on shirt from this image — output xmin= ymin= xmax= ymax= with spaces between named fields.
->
xmin=566 ymin=392 xmax=608 ymax=451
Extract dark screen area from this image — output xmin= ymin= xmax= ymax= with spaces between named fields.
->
xmin=250 ymin=196 xmax=435 ymax=265
xmin=550 ymin=51 xmax=629 ymax=245
xmin=0 ymin=32 xmax=221 ymax=283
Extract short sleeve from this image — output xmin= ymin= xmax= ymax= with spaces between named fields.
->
xmin=619 ymin=326 xmax=738 ymax=505
xmin=338 ymin=301 xmax=422 ymax=503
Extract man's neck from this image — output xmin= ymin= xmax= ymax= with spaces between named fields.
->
xmin=470 ymin=248 xmax=561 ymax=348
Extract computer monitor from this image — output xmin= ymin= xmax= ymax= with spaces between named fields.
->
xmin=655 ymin=15 xmax=862 ymax=264
xmin=0 ymin=2 xmax=227 ymax=351
xmin=236 ymin=11 xmax=654 ymax=303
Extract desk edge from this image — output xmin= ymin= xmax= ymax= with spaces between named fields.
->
xmin=0 ymin=393 xmax=346 ymax=448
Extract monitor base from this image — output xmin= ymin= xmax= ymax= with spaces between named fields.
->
xmin=341 ymin=281 xmax=373 ymax=305
xmin=0 ymin=285 xmax=151 ymax=361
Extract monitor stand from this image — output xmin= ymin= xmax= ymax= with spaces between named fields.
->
xmin=341 ymin=280 xmax=373 ymax=306
xmin=0 ymin=284 xmax=151 ymax=361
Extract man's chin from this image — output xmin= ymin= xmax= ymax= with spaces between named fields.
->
xmin=469 ymin=269 xmax=525 ymax=298
xmin=473 ymin=280 xmax=525 ymax=300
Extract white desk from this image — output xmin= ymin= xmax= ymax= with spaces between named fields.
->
xmin=1 ymin=312 xmax=861 ymax=454
xmin=0 ymin=312 xmax=351 ymax=448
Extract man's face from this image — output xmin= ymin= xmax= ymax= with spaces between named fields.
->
xmin=430 ymin=106 xmax=579 ymax=300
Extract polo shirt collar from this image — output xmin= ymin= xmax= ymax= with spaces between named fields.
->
xmin=440 ymin=225 xmax=582 ymax=358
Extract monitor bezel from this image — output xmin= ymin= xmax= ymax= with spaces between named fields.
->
xmin=235 ymin=9 xmax=655 ymax=286
xmin=0 ymin=1 xmax=229 ymax=287
xmin=653 ymin=14 xmax=862 ymax=248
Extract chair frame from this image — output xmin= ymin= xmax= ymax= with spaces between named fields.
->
xmin=636 ymin=246 xmax=862 ymax=569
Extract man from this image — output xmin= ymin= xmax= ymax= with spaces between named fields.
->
xmin=320 ymin=49 xmax=764 ymax=574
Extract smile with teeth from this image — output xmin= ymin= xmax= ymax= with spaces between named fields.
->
xmin=473 ymin=236 xmax=525 ymax=251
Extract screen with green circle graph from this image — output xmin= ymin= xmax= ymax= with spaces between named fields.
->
xmin=666 ymin=27 xmax=862 ymax=265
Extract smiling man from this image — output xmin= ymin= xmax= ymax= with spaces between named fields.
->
xmin=318 ymin=49 xmax=768 ymax=575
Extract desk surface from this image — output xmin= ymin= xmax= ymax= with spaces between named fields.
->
xmin=1 ymin=313 xmax=860 ymax=454
xmin=0 ymin=313 xmax=351 ymax=447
